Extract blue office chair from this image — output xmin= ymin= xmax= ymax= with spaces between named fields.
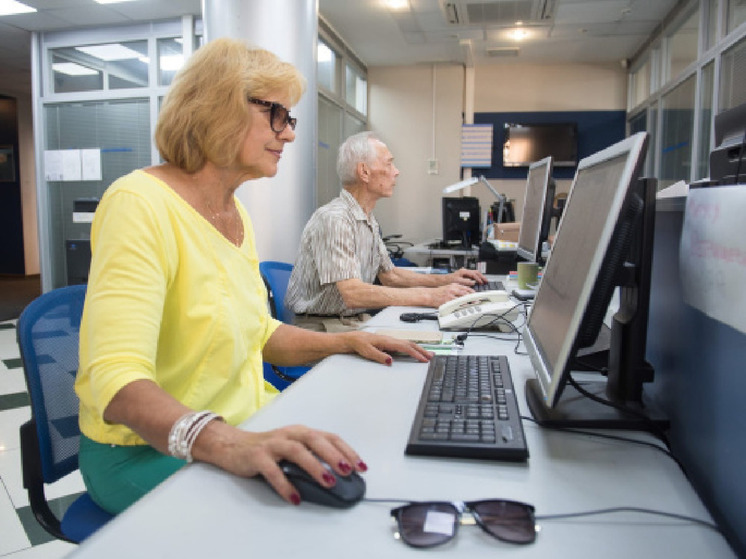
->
xmin=258 ymin=261 xmax=311 ymax=389
xmin=17 ymin=285 xmax=114 ymax=543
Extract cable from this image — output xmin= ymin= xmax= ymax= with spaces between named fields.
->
xmin=520 ymin=414 xmax=684 ymax=473
xmin=567 ymin=374 xmax=670 ymax=446
xmin=535 ymin=506 xmax=721 ymax=533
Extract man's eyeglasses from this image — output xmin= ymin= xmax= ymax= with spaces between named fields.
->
xmin=390 ymin=499 xmax=537 ymax=548
xmin=248 ymin=98 xmax=297 ymax=133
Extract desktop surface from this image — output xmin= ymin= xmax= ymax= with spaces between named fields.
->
xmin=65 ymin=305 xmax=736 ymax=558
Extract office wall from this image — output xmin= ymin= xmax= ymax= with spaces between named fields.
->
xmin=368 ymin=61 xmax=628 ymax=242
xmin=368 ymin=64 xmax=464 ymax=242
xmin=0 ymin=88 xmax=39 ymax=275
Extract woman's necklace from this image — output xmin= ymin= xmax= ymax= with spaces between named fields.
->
xmin=205 ymin=196 xmax=244 ymax=247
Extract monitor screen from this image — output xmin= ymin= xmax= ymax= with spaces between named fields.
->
xmin=442 ymin=197 xmax=480 ymax=248
xmin=516 ymin=156 xmax=555 ymax=264
xmin=503 ymin=123 xmax=578 ymax=168
xmin=523 ymin=132 xmax=652 ymax=426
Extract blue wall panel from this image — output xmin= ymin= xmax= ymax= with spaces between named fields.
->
xmin=474 ymin=111 xmax=627 ymax=180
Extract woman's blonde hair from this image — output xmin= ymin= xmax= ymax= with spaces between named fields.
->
xmin=155 ymin=38 xmax=306 ymax=173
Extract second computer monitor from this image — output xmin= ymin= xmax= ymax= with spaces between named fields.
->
xmin=442 ymin=196 xmax=480 ymax=248
xmin=516 ymin=156 xmax=555 ymax=264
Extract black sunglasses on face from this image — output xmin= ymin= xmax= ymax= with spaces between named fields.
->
xmin=248 ymin=97 xmax=297 ymax=133
xmin=390 ymin=499 xmax=537 ymax=548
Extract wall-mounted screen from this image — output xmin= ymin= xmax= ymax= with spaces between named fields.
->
xmin=503 ymin=123 xmax=578 ymax=168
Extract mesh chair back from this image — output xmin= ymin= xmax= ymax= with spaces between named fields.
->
xmin=258 ymin=261 xmax=293 ymax=324
xmin=18 ymin=285 xmax=86 ymax=483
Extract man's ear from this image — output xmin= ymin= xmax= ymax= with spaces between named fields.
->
xmin=357 ymin=161 xmax=370 ymax=183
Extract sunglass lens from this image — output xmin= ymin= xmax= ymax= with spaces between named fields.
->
xmin=395 ymin=503 xmax=458 ymax=547
xmin=271 ymin=104 xmax=289 ymax=132
xmin=471 ymin=500 xmax=536 ymax=544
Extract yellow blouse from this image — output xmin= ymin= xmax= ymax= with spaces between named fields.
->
xmin=76 ymin=170 xmax=281 ymax=446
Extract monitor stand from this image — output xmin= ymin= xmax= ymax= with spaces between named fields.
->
xmin=525 ymin=378 xmax=669 ymax=431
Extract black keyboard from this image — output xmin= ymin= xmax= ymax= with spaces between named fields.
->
xmin=405 ymin=355 xmax=528 ymax=461
xmin=473 ymin=280 xmax=505 ymax=292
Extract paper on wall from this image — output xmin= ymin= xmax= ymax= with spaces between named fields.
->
xmin=44 ymin=150 xmax=63 ymax=181
xmin=680 ymin=186 xmax=746 ymax=334
xmin=61 ymin=149 xmax=82 ymax=181
xmin=81 ymin=149 xmax=102 ymax=181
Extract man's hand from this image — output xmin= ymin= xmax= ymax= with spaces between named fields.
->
xmin=425 ymin=283 xmax=475 ymax=307
xmin=448 ymin=268 xmax=488 ymax=286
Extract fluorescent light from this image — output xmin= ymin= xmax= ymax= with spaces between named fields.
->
xmin=93 ymin=0 xmax=139 ymax=4
xmin=53 ymin=63 xmax=99 ymax=76
xmin=0 ymin=0 xmax=36 ymax=16
xmin=75 ymin=43 xmax=144 ymax=61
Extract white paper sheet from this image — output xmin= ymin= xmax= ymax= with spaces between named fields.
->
xmin=44 ymin=150 xmax=64 ymax=181
xmin=81 ymin=149 xmax=102 ymax=181
xmin=61 ymin=149 xmax=82 ymax=181
xmin=680 ymin=186 xmax=746 ymax=334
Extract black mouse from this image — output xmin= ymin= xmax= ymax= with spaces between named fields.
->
xmin=278 ymin=459 xmax=366 ymax=508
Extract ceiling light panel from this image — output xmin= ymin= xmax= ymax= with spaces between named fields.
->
xmin=75 ymin=43 xmax=145 ymax=61
xmin=0 ymin=0 xmax=36 ymax=16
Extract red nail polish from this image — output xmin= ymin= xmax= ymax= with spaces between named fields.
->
xmin=338 ymin=461 xmax=352 ymax=473
xmin=290 ymin=493 xmax=301 ymax=505
xmin=356 ymin=460 xmax=368 ymax=472
xmin=386 ymin=357 xmax=392 ymax=365
xmin=323 ymin=472 xmax=337 ymax=485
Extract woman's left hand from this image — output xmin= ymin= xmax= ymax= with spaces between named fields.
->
xmin=339 ymin=331 xmax=433 ymax=365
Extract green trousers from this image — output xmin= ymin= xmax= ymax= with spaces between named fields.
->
xmin=79 ymin=434 xmax=185 ymax=515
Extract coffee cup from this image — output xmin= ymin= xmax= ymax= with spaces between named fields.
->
xmin=517 ymin=262 xmax=540 ymax=290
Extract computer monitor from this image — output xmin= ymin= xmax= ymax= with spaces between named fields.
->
xmin=441 ymin=196 xmax=480 ymax=248
xmin=516 ymin=156 xmax=555 ymax=265
xmin=523 ymin=132 xmax=666 ymax=430
xmin=710 ymin=102 xmax=746 ymax=185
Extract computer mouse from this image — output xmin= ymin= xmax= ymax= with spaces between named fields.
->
xmin=277 ymin=459 xmax=366 ymax=508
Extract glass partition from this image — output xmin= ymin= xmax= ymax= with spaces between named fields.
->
xmin=696 ymin=62 xmax=714 ymax=180
xmin=345 ymin=63 xmax=367 ymax=116
xmin=51 ymin=40 xmax=149 ymax=93
xmin=719 ymin=35 xmax=746 ymax=110
xmin=666 ymin=8 xmax=700 ymax=80
xmin=44 ymin=99 xmax=151 ymax=287
xmin=660 ymin=76 xmax=696 ymax=188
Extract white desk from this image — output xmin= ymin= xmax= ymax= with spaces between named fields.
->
xmin=66 ymin=306 xmax=736 ymax=558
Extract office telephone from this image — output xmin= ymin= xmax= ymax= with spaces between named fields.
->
xmin=437 ymin=290 xmax=519 ymax=331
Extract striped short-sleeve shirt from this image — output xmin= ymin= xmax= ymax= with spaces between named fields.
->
xmin=286 ymin=189 xmax=395 ymax=316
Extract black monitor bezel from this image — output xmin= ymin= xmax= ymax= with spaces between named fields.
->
xmin=516 ymin=156 xmax=555 ymax=264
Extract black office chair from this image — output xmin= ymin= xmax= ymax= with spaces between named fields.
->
xmin=382 ymin=234 xmax=416 ymax=267
xmin=17 ymin=285 xmax=114 ymax=543
xmin=258 ymin=261 xmax=311 ymax=390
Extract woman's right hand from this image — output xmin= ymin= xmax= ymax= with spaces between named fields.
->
xmin=193 ymin=421 xmax=367 ymax=505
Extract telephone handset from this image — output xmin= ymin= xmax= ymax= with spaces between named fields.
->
xmin=437 ymin=290 xmax=519 ymax=331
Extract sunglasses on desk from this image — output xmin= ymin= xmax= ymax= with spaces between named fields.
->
xmin=390 ymin=499 xmax=537 ymax=548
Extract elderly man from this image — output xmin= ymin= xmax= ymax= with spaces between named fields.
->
xmin=286 ymin=131 xmax=487 ymax=332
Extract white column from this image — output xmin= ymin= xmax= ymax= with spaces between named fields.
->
xmin=202 ymin=0 xmax=318 ymax=263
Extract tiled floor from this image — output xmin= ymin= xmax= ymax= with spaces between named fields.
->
xmin=0 ymin=321 xmax=78 ymax=558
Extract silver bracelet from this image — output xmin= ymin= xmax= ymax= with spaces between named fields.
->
xmin=167 ymin=410 xmax=222 ymax=463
